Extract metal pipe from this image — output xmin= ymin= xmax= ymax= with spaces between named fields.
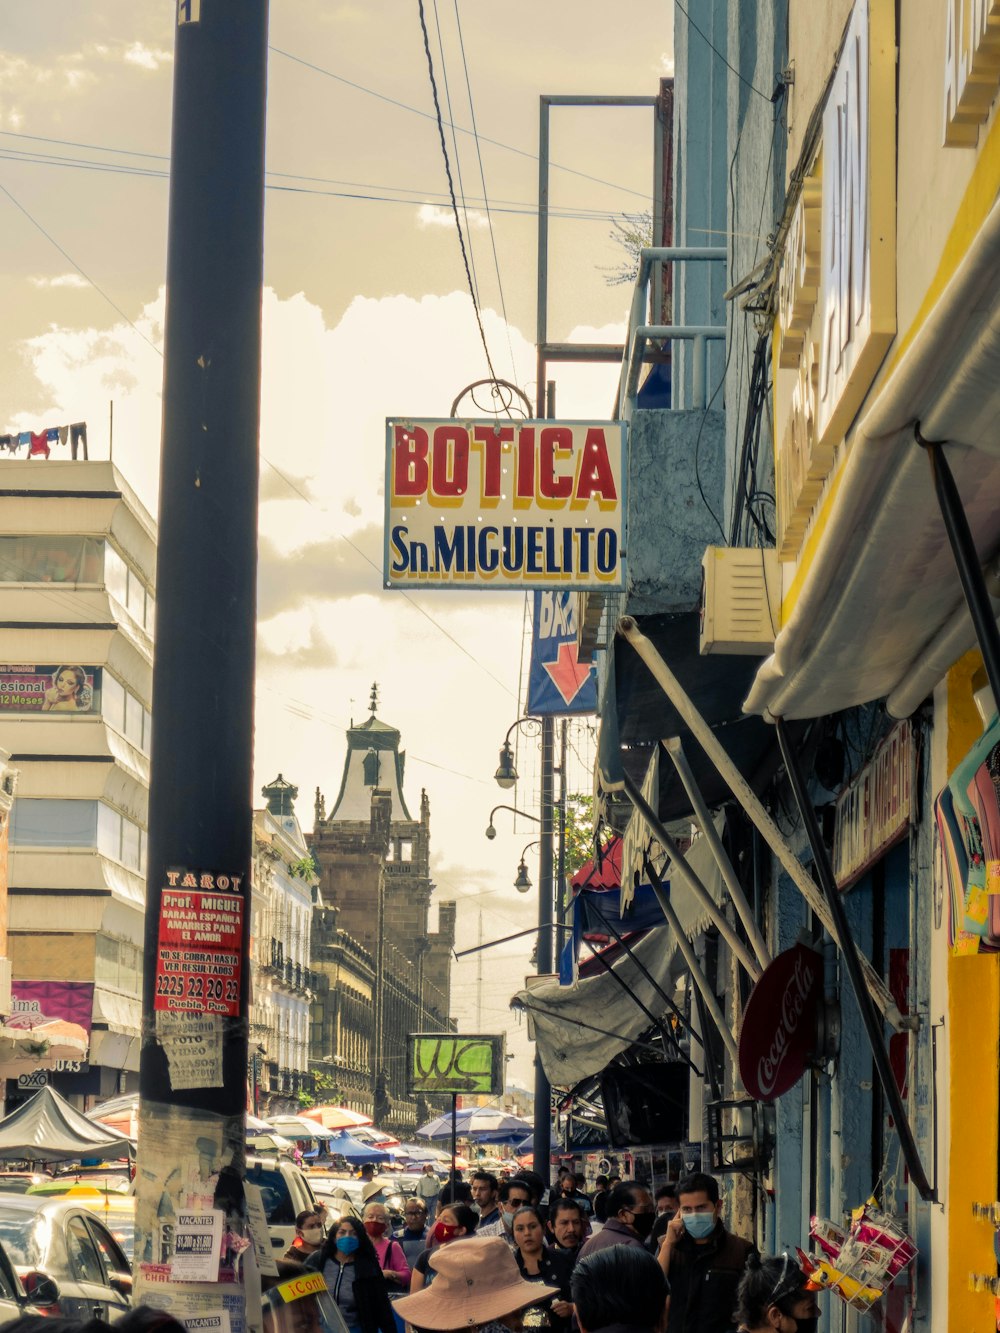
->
xmin=692 ymin=334 xmax=706 ymax=409
xmin=664 ymin=738 xmax=771 ymax=968
xmin=642 ymin=854 xmax=741 ymax=1068
xmin=623 ymin=772 xmax=762 ymax=980
xmin=586 ymin=900 xmax=704 ymax=1048
xmin=774 ymin=716 xmax=935 ymax=1203
xmin=921 ymin=434 xmax=1000 ymax=711
xmin=619 ymin=616 xmax=905 ymax=1030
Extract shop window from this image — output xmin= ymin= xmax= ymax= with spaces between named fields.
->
xmin=0 ymin=535 xmax=104 ymax=584
xmin=10 ymin=799 xmax=98 ymax=847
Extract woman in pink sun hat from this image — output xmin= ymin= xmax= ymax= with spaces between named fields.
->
xmin=393 ymin=1236 xmax=561 ymax=1333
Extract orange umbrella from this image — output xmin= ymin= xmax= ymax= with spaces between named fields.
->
xmin=301 ymin=1105 xmax=374 ymax=1131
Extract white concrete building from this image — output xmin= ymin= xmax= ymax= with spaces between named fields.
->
xmin=250 ymin=775 xmax=316 ymax=1114
xmin=0 ymin=458 xmax=155 ymax=1106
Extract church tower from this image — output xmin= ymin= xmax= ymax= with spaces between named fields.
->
xmin=309 ymin=686 xmax=454 ymax=1127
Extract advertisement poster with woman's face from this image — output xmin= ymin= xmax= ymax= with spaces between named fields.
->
xmin=0 ymin=664 xmax=100 ymax=713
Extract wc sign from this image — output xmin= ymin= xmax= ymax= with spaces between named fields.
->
xmin=527 ymin=591 xmax=598 ymax=716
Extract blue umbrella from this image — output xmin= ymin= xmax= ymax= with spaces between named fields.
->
xmin=416 ymin=1107 xmax=532 ymax=1144
xmin=327 ymin=1131 xmax=391 ymax=1163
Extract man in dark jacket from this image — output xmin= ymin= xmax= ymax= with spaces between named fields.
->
xmin=656 ymin=1173 xmax=755 ymax=1333
xmin=578 ymin=1182 xmax=655 ymax=1258
xmin=572 ymin=1244 xmax=668 ymax=1333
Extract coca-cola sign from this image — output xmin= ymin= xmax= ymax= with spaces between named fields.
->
xmin=738 ymin=944 xmax=822 ymax=1100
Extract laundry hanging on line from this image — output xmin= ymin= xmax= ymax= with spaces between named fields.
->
xmin=0 ymin=421 xmax=88 ymax=460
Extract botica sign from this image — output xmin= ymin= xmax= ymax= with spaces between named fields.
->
xmin=738 ymin=944 xmax=823 ymax=1101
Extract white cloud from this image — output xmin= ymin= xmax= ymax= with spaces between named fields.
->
xmin=123 ymin=42 xmax=173 ymax=71
xmin=658 ymin=51 xmax=675 ymax=76
xmin=29 ymin=274 xmax=89 ymax=290
xmin=416 ymin=203 xmax=488 ymax=232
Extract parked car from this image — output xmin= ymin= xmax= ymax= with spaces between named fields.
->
xmin=246 ymin=1154 xmax=319 ymax=1257
xmin=0 ymin=1223 xmax=54 ymax=1322
xmin=0 ymin=1193 xmax=132 ymax=1320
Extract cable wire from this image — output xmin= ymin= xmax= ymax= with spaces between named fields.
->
xmin=675 ymin=0 xmax=774 ymax=104
xmin=415 ymin=0 xmax=502 ymax=391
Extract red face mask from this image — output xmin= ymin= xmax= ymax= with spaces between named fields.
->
xmin=432 ymin=1221 xmax=459 ymax=1243
xmin=364 ymin=1220 xmax=387 ymax=1238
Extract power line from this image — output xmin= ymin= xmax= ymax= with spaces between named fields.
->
xmin=452 ymin=0 xmax=517 ymax=382
xmin=268 ymin=45 xmax=650 ymax=201
xmin=415 ymin=0 xmax=502 ymax=390
xmin=431 ymin=0 xmax=481 ymax=308
xmin=0 ymin=144 xmax=633 ymax=223
xmin=675 ymin=0 xmax=774 ymax=104
xmin=1 ymin=174 xmax=520 ymax=713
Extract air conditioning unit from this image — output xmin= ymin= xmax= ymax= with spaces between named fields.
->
xmin=700 ymin=546 xmax=781 ymax=655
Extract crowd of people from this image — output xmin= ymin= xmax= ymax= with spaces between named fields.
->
xmin=269 ymin=1165 xmax=821 ymax=1333
xmin=0 ymin=1168 xmax=821 ymax=1333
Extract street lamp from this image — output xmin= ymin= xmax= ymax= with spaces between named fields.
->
xmin=493 ymin=718 xmax=541 ymax=791
xmin=485 ymin=803 xmax=540 ymax=840
xmin=515 ymin=842 xmax=542 ymax=893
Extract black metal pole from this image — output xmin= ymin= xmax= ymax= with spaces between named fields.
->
xmin=135 ymin=0 xmax=267 ymax=1306
xmin=921 ymin=432 xmax=1000 ymax=709
xmin=533 ymin=716 xmax=554 ymax=1186
xmin=774 ymin=717 xmax=935 ymax=1202
xmin=450 ymin=1093 xmax=458 ymax=1190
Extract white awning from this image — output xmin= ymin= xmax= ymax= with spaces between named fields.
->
xmin=746 ymin=194 xmax=1000 ymax=721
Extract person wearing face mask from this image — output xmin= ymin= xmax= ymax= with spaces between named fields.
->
xmin=657 ymin=1173 xmax=756 ymax=1333
xmin=647 ymin=1185 xmax=680 ymax=1256
xmin=305 ymin=1214 xmax=396 ymax=1333
xmin=577 ymin=1182 xmax=656 ymax=1258
xmin=283 ymin=1210 xmax=326 ymax=1262
xmin=409 ymin=1203 xmax=478 ymax=1292
xmin=734 ymin=1253 xmax=822 ymax=1333
xmin=480 ymin=1179 xmax=533 ymax=1242
xmin=362 ymin=1202 xmax=411 ymax=1293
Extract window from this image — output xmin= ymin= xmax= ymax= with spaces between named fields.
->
xmin=66 ymin=1215 xmax=106 ymax=1285
xmin=124 ymin=690 xmax=144 ymax=748
xmin=120 ymin=818 xmax=141 ymax=872
xmin=104 ymin=545 xmax=129 ymax=605
xmin=400 ymin=841 xmax=412 ymax=862
xmin=0 ymin=535 xmax=104 ymax=584
xmin=10 ymin=799 xmax=98 ymax=847
xmin=97 ymin=804 xmax=123 ymax=861
xmin=103 ymin=673 xmax=126 ymax=733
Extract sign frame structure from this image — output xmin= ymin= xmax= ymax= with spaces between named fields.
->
xmin=384 ymin=418 xmax=627 ymax=592
xmin=407 ymin=1032 xmax=506 ymax=1096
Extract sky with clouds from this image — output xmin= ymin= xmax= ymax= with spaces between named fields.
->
xmin=1 ymin=1 xmax=672 ymax=1093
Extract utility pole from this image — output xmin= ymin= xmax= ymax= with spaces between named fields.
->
xmin=134 ymin=0 xmax=267 ymax=1320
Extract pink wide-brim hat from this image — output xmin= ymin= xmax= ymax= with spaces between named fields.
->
xmin=392 ymin=1236 xmax=561 ymax=1329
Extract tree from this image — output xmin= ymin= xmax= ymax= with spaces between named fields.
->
xmin=599 ymin=211 xmax=653 ymax=287
xmin=561 ymin=793 xmax=614 ymax=877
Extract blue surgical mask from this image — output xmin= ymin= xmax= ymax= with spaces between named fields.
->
xmin=682 ymin=1212 xmax=716 ymax=1240
xmin=335 ymin=1235 xmax=360 ymax=1255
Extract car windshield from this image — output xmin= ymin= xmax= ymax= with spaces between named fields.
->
xmin=247 ymin=1167 xmax=295 ymax=1226
xmin=0 ymin=1209 xmax=45 ymax=1267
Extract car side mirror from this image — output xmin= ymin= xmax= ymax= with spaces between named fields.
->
xmin=22 ymin=1270 xmax=60 ymax=1308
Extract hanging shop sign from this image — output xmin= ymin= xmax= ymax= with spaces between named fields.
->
xmin=383 ymin=419 xmax=626 ymax=591
xmin=943 ymin=0 xmax=1000 ymax=146
xmin=0 ymin=665 xmax=100 ymax=714
xmin=407 ymin=1032 xmax=506 ymax=1095
xmin=738 ymin=944 xmax=822 ymax=1100
xmin=773 ymin=0 xmax=896 ymax=559
xmin=153 ymin=870 xmax=244 ymax=1016
xmin=832 ymin=720 xmax=914 ymax=890
xmin=527 ymin=591 xmax=598 ymax=715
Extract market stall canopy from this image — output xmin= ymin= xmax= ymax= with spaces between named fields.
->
xmin=415 ymin=1107 xmax=533 ymax=1143
xmin=745 ymin=194 xmax=1000 ymax=721
xmin=0 ymin=1087 xmax=132 ymax=1162
xmin=326 ymin=1132 xmax=391 ymax=1163
xmin=515 ymin=928 xmax=680 ymax=1087
xmin=268 ymin=1115 xmax=340 ymax=1141
xmin=301 ymin=1105 xmax=374 ymax=1131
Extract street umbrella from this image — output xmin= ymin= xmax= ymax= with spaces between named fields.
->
xmin=300 ymin=1105 xmax=374 ymax=1131
xmin=415 ymin=1107 xmax=533 ymax=1144
xmin=0 ymin=1087 xmax=132 ymax=1162
xmin=326 ymin=1131 xmax=391 ymax=1164
xmin=268 ymin=1115 xmax=340 ymax=1141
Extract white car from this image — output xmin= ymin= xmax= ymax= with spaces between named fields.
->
xmin=246 ymin=1155 xmax=320 ymax=1257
